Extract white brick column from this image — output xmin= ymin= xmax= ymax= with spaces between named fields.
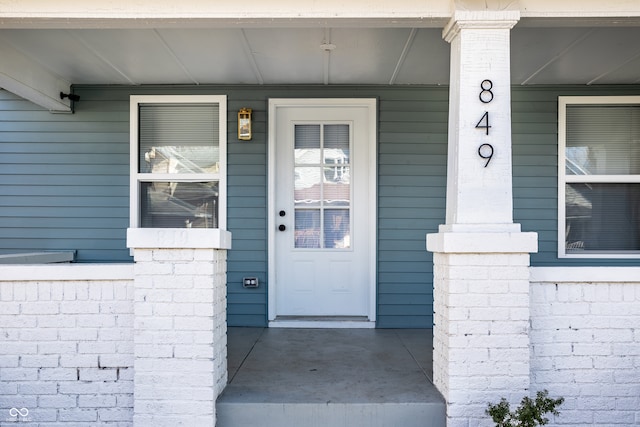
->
xmin=127 ymin=229 xmax=231 ymax=427
xmin=428 ymin=234 xmax=536 ymax=426
xmin=427 ymin=7 xmax=538 ymax=426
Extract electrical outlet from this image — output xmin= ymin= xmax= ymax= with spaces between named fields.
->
xmin=243 ymin=277 xmax=259 ymax=288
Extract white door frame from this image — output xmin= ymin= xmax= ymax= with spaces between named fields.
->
xmin=267 ymin=98 xmax=377 ymax=324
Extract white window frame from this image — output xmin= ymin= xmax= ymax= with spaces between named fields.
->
xmin=129 ymin=95 xmax=227 ymax=230
xmin=558 ymin=95 xmax=640 ymax=259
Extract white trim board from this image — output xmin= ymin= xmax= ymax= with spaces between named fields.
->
xmin=269 ymin=318 xmax=376 ymax=329
xmin=531 ymin=266 xmax=640 ymax=283
xmin=0 ymin=264 xmax=133 ymax=281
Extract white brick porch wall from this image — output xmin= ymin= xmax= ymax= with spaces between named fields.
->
xmin=3 ymin=255 xmax=639 ymax=427
xmin=132 ymin=248 xmax=227 ymax=427
xmin=1 ymin=228 xmax=230 ymax=427
xmin=530 ymin=267 xmax=640 ymax=427
xmin=0 ymin=264 xmax=135 ymax=425
xmin=126 ymin=228 xmax=231 ymax=427
xmin=432 ymin=251 xmax=533 ymax=427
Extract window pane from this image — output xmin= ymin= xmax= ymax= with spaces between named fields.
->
xmin=324 ymin=167 xmax=350 ymax=206
xmin=295 ymin=167 xmax=321 ymax=206
xmin=140 ymin=181 xmax=218 ymax=228
xmin=324 ymin=124 xmax=350 ymax=163
xmin=139 ymin=103 xmax=220 ymax=174
xmin=295 ymin=210 xmax=320 ymax=248
xmin=566 ymin=183 xmax=640 ymax=252
xmin=295 ymin=125 xmax=321 ymax=164
xmin=324 ymin=209 xmax=350 ymax=249
xmin=566 ymin=105 xmax=640 ymax=175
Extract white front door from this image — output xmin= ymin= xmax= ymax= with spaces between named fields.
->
xmin=268 ymin=99 xmax=376 ymax=324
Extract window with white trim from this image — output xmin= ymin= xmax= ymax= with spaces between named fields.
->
xmin=130 ymin=95 xmax=226 ymax=230
xmin=559 ymin=96 xmax=640 ymax=258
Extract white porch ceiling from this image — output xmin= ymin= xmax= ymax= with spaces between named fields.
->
xmin=0 ymin=24 xmax=639 ymax=99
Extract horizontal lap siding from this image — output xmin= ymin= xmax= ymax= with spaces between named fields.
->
xmin=5 ymin=84 xmax=639 ymax=328
xmin=512 ymin=85 xmax=640 ymax=267
xmin=0 ymin=85 xmax=448 ymax=327
xmin=226 ymin=94 xmax=267 ymax=327
xmin=377 ymin=89 xmax=448 ymax=328
xmin=226 ymin=86 xmax=447 ymax=328
xmin=0 ymin=90 xmax=131 ymax=262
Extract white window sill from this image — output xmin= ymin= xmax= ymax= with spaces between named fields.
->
xmin=531 ymin=266 xmax=640 ymax=283
xmin=127 ymin=228 xmax=232 ymax=250
xmin=0 ymin=263 xmax=133 ymax=281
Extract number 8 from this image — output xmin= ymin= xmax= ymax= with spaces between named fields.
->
xmin=479 ymin=80 xmax=494 ymax=103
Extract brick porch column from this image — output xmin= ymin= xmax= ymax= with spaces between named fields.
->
xmin=127 ymin=229 xmax=231 ymax=427
xmin=427 ymin=6 xmax=537 ymax=426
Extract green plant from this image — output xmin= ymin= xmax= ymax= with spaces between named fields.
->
xmin=486 ymin=390 xmax=564 ymax=427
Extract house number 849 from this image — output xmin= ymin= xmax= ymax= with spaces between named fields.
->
xmin=476 ymin=79 xmax=494 ymax=167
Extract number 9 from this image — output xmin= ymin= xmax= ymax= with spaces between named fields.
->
xmin=478 ymin=143 xmax=494 ymax=167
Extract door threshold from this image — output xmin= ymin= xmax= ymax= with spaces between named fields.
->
xmin=269 ymin=316 xmax=375 ymax=329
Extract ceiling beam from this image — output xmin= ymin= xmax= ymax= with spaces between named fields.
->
xmin=0 ymin=37 xmax=71 ymax=112
xmin=389 ymin=28 xmax=417 ymax=85
xmin=0 ymin=0 xmax=450 ymax=28
xmin=520 ymin=29 xmax=594 ymax=85
xmin=0 ymin=0 xmax=638 ymax=29
xmin=239 ymin=29 xmax=264 ymax=85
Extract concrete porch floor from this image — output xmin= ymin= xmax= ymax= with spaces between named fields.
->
xmin=216 ymin=328 xmax=445 ymax=427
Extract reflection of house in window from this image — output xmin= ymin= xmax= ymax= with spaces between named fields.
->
xmin=141 ymin=146 xmax=219 ymax=228
xmin=324 ymin=148 xmax=349 ymax=182
xmin=565 ymin=146 xmax=592 ymax=176
xmin=144 ymin=146 xmax=219 ymax=174
xmin=565 ymin=183 xmax=591 ymax=250
xmin=141 ymin=181 xmax=218 ymax=228
xmin=293 ymin=143 xmax=351 ymax=249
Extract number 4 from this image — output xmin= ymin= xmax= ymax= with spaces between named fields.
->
xmin=475 ymin=112 xmax=491 ymax=135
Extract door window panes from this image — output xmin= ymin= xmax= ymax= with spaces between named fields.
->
xmin=294 ymin=124 xmax=351 ymax=249
xmin=295 ymin=210 xmax=320 ymax=249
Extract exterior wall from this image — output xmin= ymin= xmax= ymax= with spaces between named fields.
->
xmin=3 ymin=84 xmax=640 ymax=328
xmin=0 ymin=246 xmax=229 ymax=427
xmin=0 ymin=265 xmax=134 ymax=425
xmin=0 ymin=90 xmax=130 ymax=262
xmin=512 ymin=85 xmax=640 ymax=266
xmin=0 ymin=85 xmax=448 ymax=328
xmin=529 ymin=268 xmax=640 ymax=426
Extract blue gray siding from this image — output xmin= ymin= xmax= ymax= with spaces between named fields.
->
xmin=511 ymin=85 xmax=640 ymax=267
xmin=0 ymin=90 xmax=130 ymax=262
xmin=0 ymin=85 xmax=445 ymax=328
xmin=2 ymin=84 xmax=638 ymax=328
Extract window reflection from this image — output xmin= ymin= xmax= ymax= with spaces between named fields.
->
xmin=293 ymin=124 xmax=351 ymax=249
xmin=294 ymin=167 xmax=321 ymax=206
xmin=295 ymin=210 xmax=320 ymax=248
xmin=324 ymin=209 xmax=350 ymax=249
xmin=142 ymin=146 xmax=219 ymax=174
xmin=566 ymin=183 xmax=640 ymax=252
xmin=141 ymin=181 xmax=218 ymax=228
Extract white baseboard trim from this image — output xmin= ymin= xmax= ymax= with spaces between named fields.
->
xmin=269 ymin=316 xmax=376 ymax=329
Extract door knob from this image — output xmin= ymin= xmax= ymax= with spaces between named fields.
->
xmin=279 ymin=210 xmax=286 ymax=217
xmin=278 ymin=224 xmax=286 ymax=231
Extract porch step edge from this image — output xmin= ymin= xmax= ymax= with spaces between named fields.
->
xmin=216 ymin=401 xmax=445 ymax=427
